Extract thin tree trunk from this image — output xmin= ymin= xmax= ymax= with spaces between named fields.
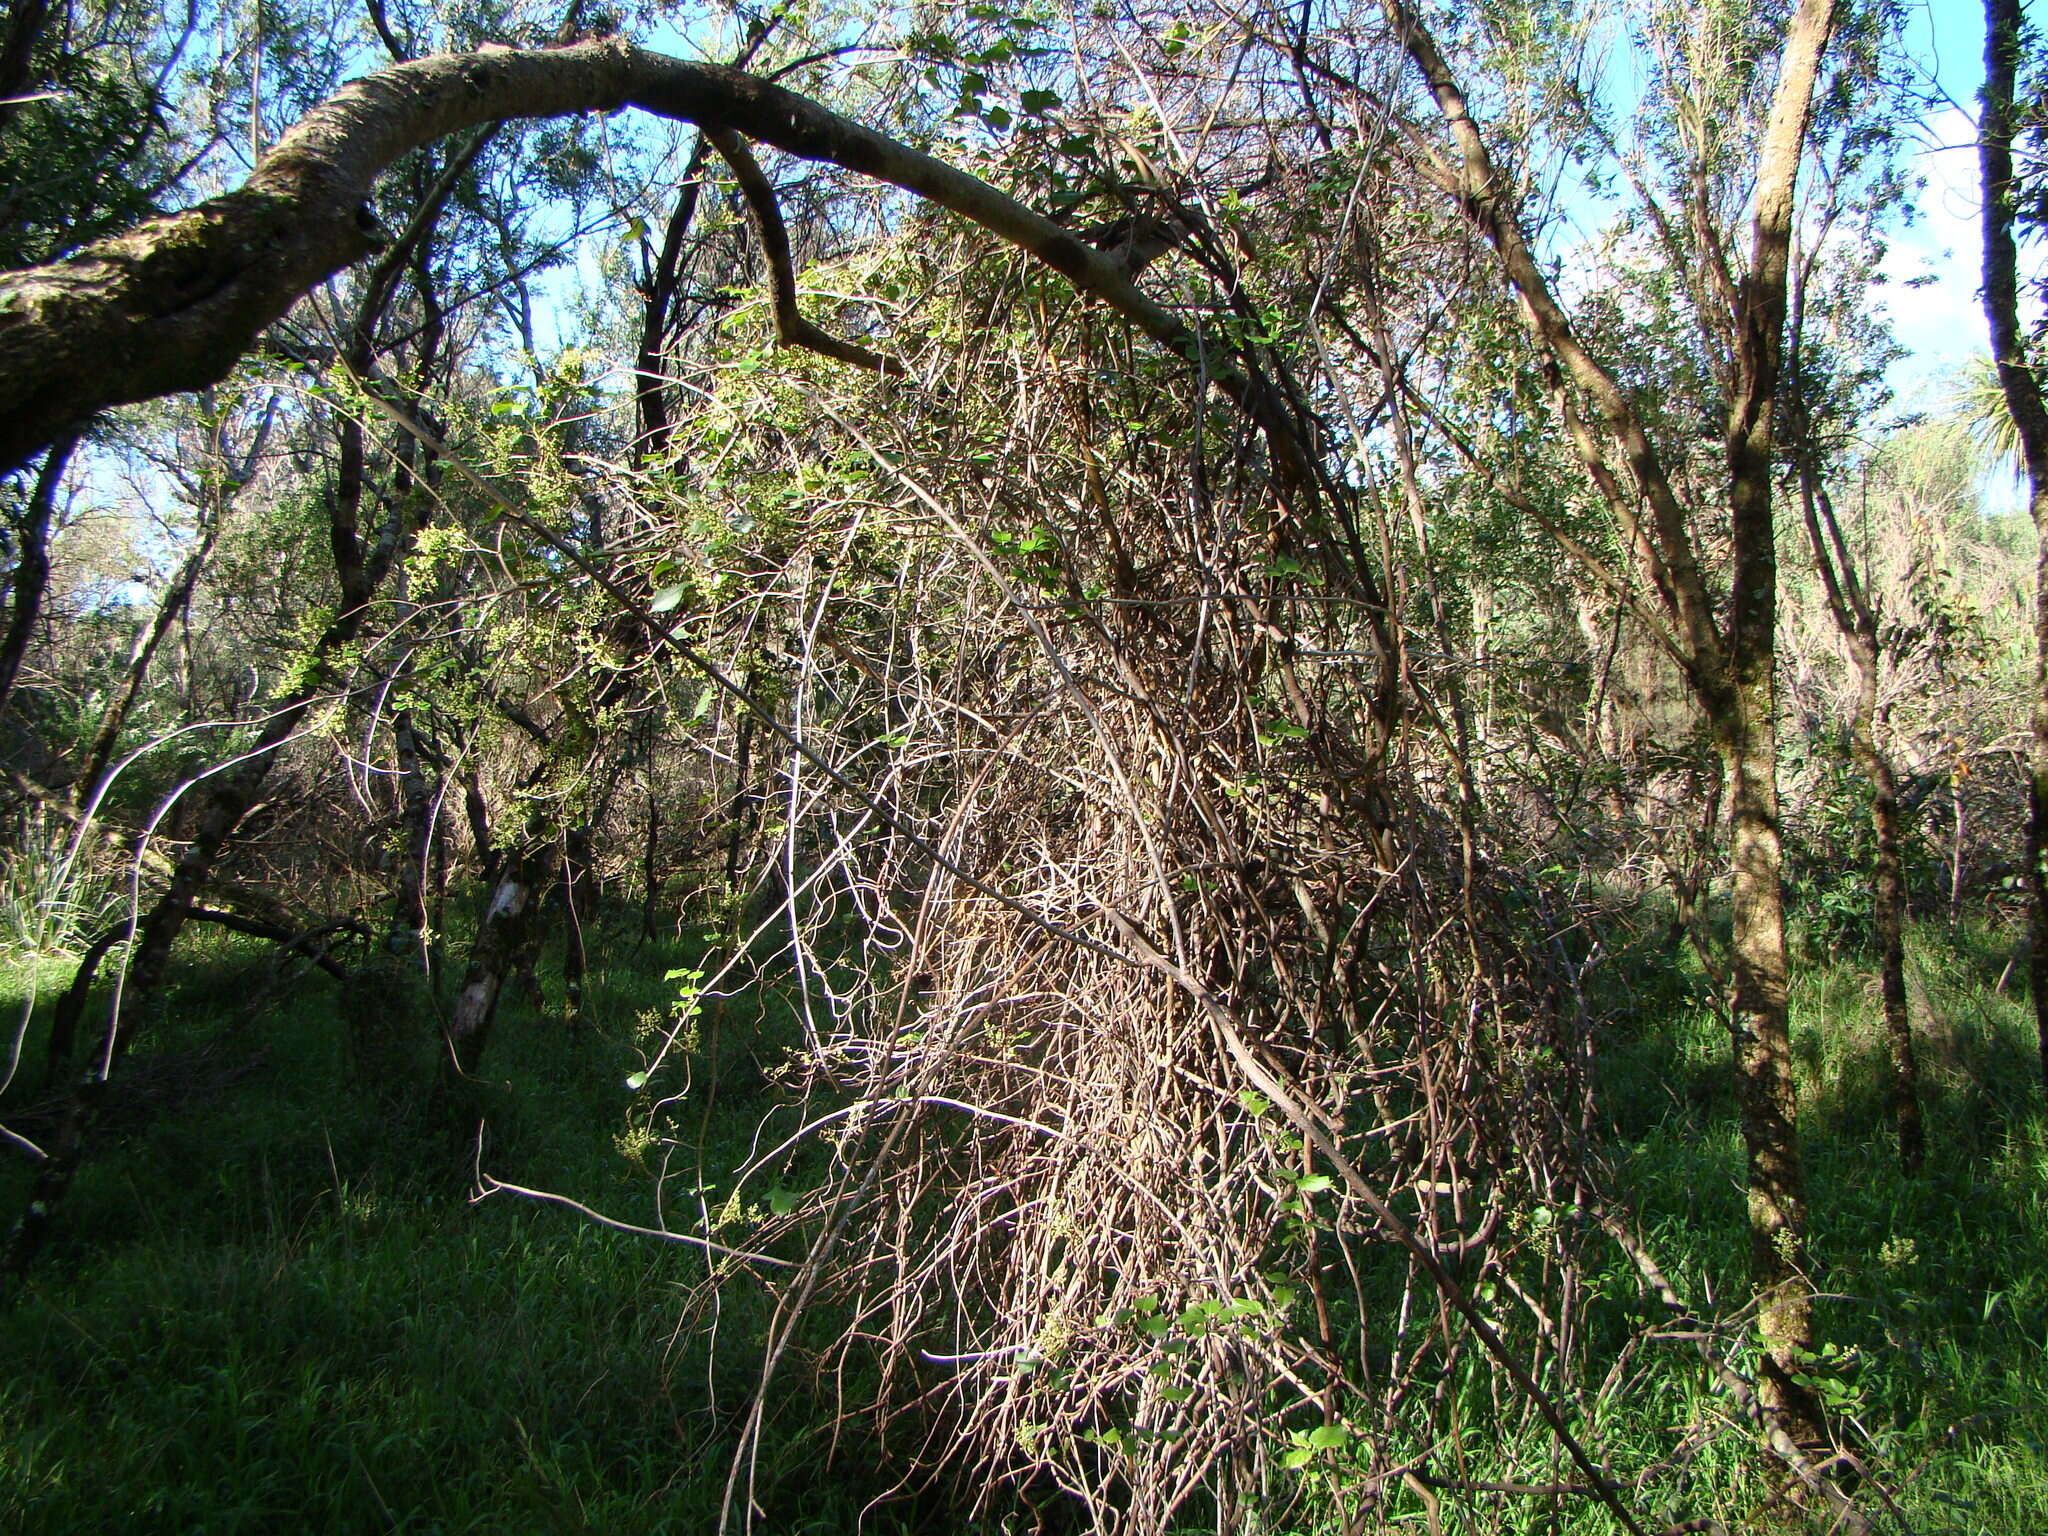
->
xmin=38 ymin=921 xmax=123 ymax=1092
xmin=1854 ymin=699 xmax=1925 ymax=1173
xmin=463 ymin=769 xmax=498 ymax=887
xmin=0 ymin=436 xmax=73 ymax=720
xmin=386 ymin=705 xmax=434 ymax=957
xmin=1952 ymin=775 xmax=1966 ymax=926
xmin=75 ymin=522 xmax=221 ymax=803
xmin=632 ymin=18 xmax=776 ymax=465
xmin=1794 ymin=461 xmax=1927 ymax=1174
xmin=1982 ymin=0 xmax=2048 ymax=1095
xmin=2032 ymin=520 xmax=2048 ymax=1091
xmin=725 ymin=693 xmax=758 ymax=890
xmin=632 ymin=139 xmax=711 ymax=467
xmin=444 ymin=826 xmax=552 ymax=1079
xmin=560 ymin=823 xmax=589 ymax=1033
xmin=6 ymin=1003 xmax=114 ymax=1274
xmin=639 ymin=789 xmax=661 ymax=941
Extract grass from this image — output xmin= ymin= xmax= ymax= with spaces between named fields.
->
xmin=1572 ymin=917 xmax=2048 ymax=1535
xmin=2 ymin=911 xmax=2045 ymax=1533
xmin=0 ymin=919 xmax=927 ymax=1535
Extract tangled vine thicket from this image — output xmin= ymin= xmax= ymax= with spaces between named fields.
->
xmin=581 ymin=182 xmax=1701 ymax=1529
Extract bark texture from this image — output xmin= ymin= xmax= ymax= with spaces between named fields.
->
xmin=444 ymin=833 xmax=553 ymax=1079
xmin=1381 ymin=0 xmax=1837 ymax=1450
xmin=1981 ymin=0 xmax=2048 ymax=1097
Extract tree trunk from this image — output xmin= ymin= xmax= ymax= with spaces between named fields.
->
xmin=1860 ymin=727 xmax=1925 ymax=1174
xmin=6 ymin=710 xmax=288 ymax=1273
xmin=75 ymin=521 xmax=220 ymax=803
xmin=1981 ymin=0 xmax=2048 ymax=1095
xmin=444 ymin=829 xmax=552 ymax=1079
xmin=1830 ymin=625 xmax=1927 ymax=1175
xmin=639 ymin=789 xmax=661 ymax=941
xmin=0 ymin=40 xmax=1324 ymax=492
xmin=2032 ymin=518 xmax=2048 ymax=1091
xmin=0 ymin=0 xmax=51 ymax=132
xmin=560 ymin=823 xmax=590 ymax=1033
xmin=38 ymin=921 xmax=123 ymax=1092
xmin=725 ymin=694 xmax=758 ymax=890
xmin=5 ymin=378 xmax=416 ymax=1270
xmin=1790 ymin=401 xmax=1927 ymax=1176
xmin=1720 ymin=698 xmax=1819 ymax=1444
xmin=0 ymin=436 xmax=73 ymax=720
xmin=1714 ymin=0 xmax=1837 ymax=1446
xmin=632 ymin=139 xmax=711 ymax=467
xmin=386 ymin=705 xmax=434 ymax=958
xmin=1381 ymin=0 xmax=1838 ymax=1452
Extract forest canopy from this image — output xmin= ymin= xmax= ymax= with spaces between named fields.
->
xmin=3 ymin=1 xmax=2047 ymax=1532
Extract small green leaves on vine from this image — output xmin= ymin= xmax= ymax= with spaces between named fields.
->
xmin=1280 ymin=1422 xmax=1351 ymax=1469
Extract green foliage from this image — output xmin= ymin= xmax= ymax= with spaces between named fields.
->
xmin=1784 ymin=731 xmax=1886 ymax=950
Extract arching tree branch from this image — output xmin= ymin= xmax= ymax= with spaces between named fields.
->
xmin=706 ymin=126 xmax=901 ymax=376
xmin=0 ymin=36 xmax=1303 ymax=477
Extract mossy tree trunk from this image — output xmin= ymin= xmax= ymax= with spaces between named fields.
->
xmin=1982 ymin=0 xmax=2048 ymax=1097
xmin=1382 ymin=0 xmax=1838 ymax=1449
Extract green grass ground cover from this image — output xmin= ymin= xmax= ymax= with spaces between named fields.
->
xmin=0 ymin=915 xmax=2043 ymax=1533
xmin=0 ymin=924 xmax=922 ymax=1534
xmin=1570 ymin=921 xmax=2048 ymax=1536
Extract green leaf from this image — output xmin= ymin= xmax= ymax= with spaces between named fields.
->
xmin=1305 ymin=1424 xmax=1350 ymax=1451
xmin=1021 ymin=89 xmax=1060 ymax=114
xmin=625 ymin=1072 xmax=648 ymax=1091
xmin=648 ymin=585 xmax=686 ymax=614
xmin=1256 ymin=719 xmax=1309 ymax=746
xmin=768 ymin=1186 xmax=799 ymax=1216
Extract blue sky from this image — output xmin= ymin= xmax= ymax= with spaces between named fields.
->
xmin=1882 ymin=0 xmax=1996 ymax=404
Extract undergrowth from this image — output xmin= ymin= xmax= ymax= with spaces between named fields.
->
xmin=0 ymin=915 xmax=2043 ymax=1533
xmin=0 ymin=918 xmax=929 ymax=1534
xmin=1561 ymin=918 xmax=2048 ymax=1536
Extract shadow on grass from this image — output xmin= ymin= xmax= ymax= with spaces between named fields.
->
xmin=0 ymin=916 xmax=966 ymax=1534
xmin=1586 ymin=917 xmax=2048 ymax=1535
